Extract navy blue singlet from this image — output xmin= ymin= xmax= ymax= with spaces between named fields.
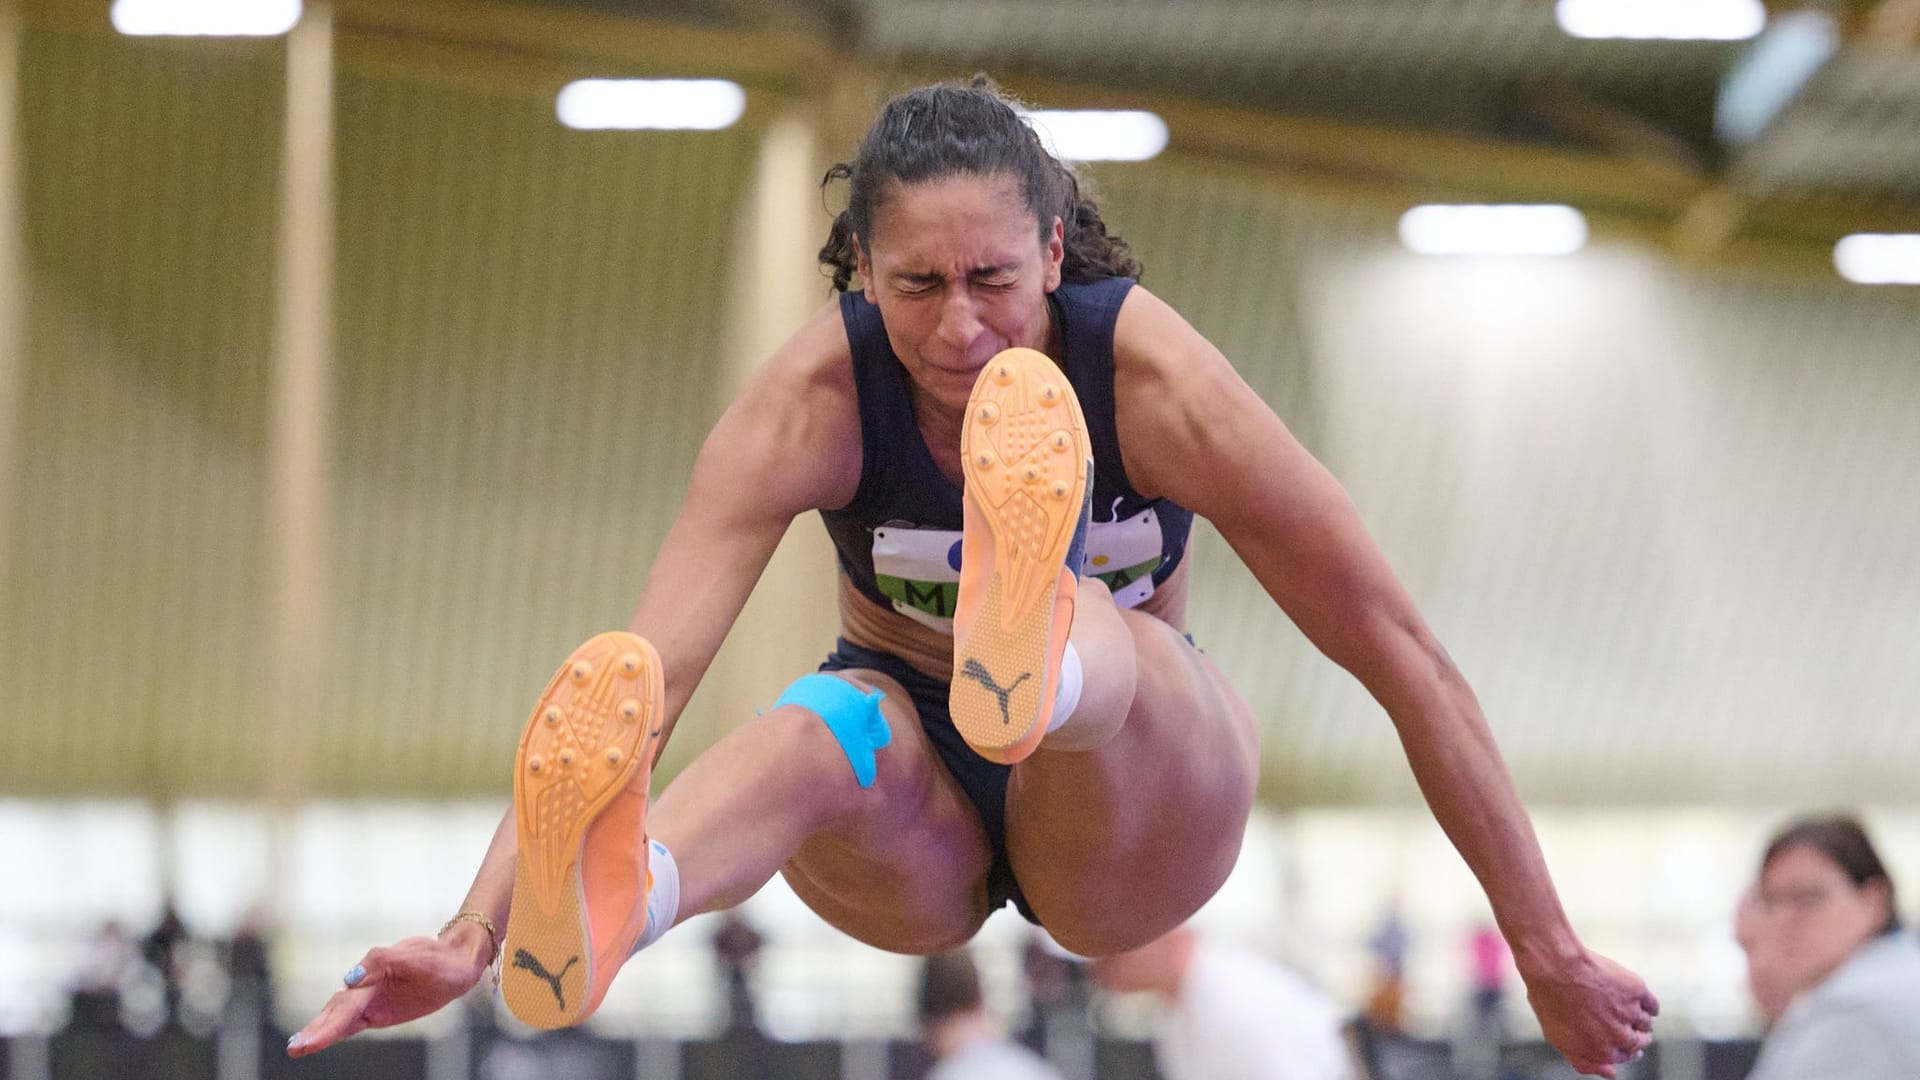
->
xmin=820 ymin=276 xmax=1194 ymax=633
xmin=812 ymin=276 xmax=1196 ymax=924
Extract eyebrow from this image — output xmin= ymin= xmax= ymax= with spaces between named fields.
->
xmin=891 ymin=265 xmax=1017 ymax=283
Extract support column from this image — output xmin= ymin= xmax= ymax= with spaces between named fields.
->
xmin=266 ymin=1 xmax=335 ymax=892
xmin=689 ymin=101 xmax=841 ymax=747
xmin=0 ymin=0 xmax=25 ymax=621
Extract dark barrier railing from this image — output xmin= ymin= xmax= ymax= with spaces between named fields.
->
xmin=2 ymin=1024 xmax=1767 ymax=1080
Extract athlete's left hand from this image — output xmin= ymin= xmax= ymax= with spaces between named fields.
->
xmin=1523 ymin=949 xmax=1659 ymax=1078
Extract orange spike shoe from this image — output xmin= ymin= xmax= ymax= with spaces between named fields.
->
xmin=501 ymin=631 xmax=664 ymax=1029
xmin=952 ymin=347 xmax=1092 ymax=765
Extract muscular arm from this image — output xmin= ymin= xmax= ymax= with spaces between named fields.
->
xmin=451 ymin=303 xmax=860 ymax=961
xmin=1113 ymin=288 xmax=1651 ymax=1073
xmin=293 ymin=305 xmax=863 ymax=1055
xmin=627 ymin=319 xmax=863 ymax=748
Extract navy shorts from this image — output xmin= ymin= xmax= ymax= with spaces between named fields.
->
xmin=818 ymin=638 xmax=1039 ymax=924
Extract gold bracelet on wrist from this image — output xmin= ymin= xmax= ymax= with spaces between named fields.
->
xmin=439 ymin=911 xmax=502 ymax=987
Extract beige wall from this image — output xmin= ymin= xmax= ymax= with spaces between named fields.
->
xmin=3 ymin=23 xmax=1917 ymax=806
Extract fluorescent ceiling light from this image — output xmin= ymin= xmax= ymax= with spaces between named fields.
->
xmin=1556 ymin=0 xmax=1766 ymax=40
xmin=1399 ymin=205 xmax=1589 ymax=256
xmin=1716 ymin=11 xmax=1839 ymax=144
xmin=1021 ymin=110 xmax=1168 ymax=162
xmin=111 ymin=0 xmax=301 ymax=36
xmin=1833 ymin=234 xmax=1920 ymax=285
xmin=556 ymin=80 xmax=746 ymax=131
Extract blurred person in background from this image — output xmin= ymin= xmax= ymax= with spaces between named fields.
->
xmin=68 ymin=920 xmax=135 ymax=1030
xmin=920 ymin=948 xmax=1063 ymax=1080
xmin=1021 ymin=928 xmax=1090 ymax=1057
xmin=1736 ymin=814 xmax=1920 ymax=1080
xmin=290 ymin=77 xmax=1655 ymax=1077
xmin=225 ymin=908 xmax=277 ymax=1032
xmin=1362 ymin=904 xmax=1408 ymax=1033
xmin=141 ymin=900 xmax=187 ymax=1030
xmin=1456 ymin=921 xmax=1515 ymax=1080
xmin=710 ymin=907 xmax=764 ymax=1037
xmin=1088 ymin=924 xmax=1354 ymax=1080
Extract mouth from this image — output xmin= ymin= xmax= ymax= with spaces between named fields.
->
xmin=919 ymin=358 xmax=989 ymax=385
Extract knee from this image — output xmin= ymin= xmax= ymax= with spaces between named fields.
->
xmin=760 ymin=694 xmax=936 ymax=822
xmin=752 ymin=706 xmax=865 ymax=788
xmin=1072 ymin=577 xmax=1129 ymax=656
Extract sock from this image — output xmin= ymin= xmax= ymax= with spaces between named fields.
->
xmin=1046 ymin=643 xmax=1084 ymax=734
xmin=632 ymin=839 xmax=681 ymax=954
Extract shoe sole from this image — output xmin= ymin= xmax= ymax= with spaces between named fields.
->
xmin=953 ymin=348 xmax=1089 ymax=764
xmin=502 ymin=631 xmax=663 ymax=1029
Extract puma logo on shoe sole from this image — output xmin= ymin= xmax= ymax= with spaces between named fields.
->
xmin=512 ymin=949 xmax=579 ymax=1010
xmin=960 ymin=660 xmax=1031 ymax=726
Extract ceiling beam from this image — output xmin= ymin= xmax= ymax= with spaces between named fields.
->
xmin=1860 ymin=0 xmax=1920 ymax=47
xmin=21 ymin=0 xmax=1915 ymax=275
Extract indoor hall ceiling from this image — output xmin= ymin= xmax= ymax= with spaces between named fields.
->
xmin=517 ymin=0 xmax=1920 ymax=245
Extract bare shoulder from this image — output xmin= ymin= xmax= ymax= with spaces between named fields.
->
xmin=1111 ymin=285 xmax=1246 ymax=422
xmin=702 ymin=297 xmax=863 ymax=516
xmin=1109 ymin=284 xmax=1260 ymax=504
xmin=739 ymin=298 xmax=857 ymax=415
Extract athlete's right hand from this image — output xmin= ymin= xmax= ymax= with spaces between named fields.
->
xmin=286 ymin=932 xmax=489 ymax=1057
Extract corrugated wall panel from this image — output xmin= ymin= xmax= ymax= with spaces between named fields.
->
xmin=4 ymin=21 xmax=1915 ymax=805
xmin=1098 ymin=159 xmax=1920 ymax=806
xmin=4 ymin=29 xmax=281 ymax=796
xmin=1 ymin=28 xmax=757 ymax=797
xmin=323 ymin=72 xmax=755 ymax=795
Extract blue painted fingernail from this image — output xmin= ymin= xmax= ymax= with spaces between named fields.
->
xmin=287 ymin=1034 xmax=306 ymax=1050
xmin=343 ymin=964 xmax=365 ymax=987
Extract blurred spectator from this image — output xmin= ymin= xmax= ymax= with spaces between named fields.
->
xmin=1467 ymin=922 xmax=1508 ymax=1031
xmin=1087 ymin=925 xmax=1354 ymax=1080
xmin=226 ymin=908 xmax=276 ymax=1029
xmin=919 ymin=949 xmax=1062 ymax=1080
xmin=140 ymin=900 xmax=188 ymax=1028
xmin=1738 ymin=814 xmax=1920 ymax=1080
xmin=69 ymin=920 xmax=135 ymax=1029
xmin=1022 ymin=929 xmax=1072 ymax=1028
xmin=710 ymin=907 xmax=764 ymax=1037
xmin=1020 ymin=929 xmax=1091 ymax=1058
xmin=1456 ymin=922 xmax=1511 ymax=1080
xmin=1363 ymin=905 xmax=1409 ymax=1033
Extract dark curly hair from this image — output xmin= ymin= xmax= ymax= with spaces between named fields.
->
xmin=818 ymin=76 xmax=1142 ymax=292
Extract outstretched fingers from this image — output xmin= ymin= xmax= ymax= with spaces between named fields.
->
xmin=285 ymin=947 xmax=393 ymax=1057
xmin=286 ymin=986 xmax=375 ymax=1057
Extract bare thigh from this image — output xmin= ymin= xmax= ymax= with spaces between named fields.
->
xmin=778 ymin=669 xmax=996 ymax=954
xmin=1005 ymin=601 xmax=1260 ymax=956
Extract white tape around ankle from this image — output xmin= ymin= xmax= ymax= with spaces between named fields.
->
xmin=632 ymin=839 xmax=680 ymax=954
xmin=1047 ymin=643 xmax=1084 ymax=734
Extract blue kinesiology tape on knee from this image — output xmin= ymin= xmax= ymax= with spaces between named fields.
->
xmin=774 ymin=674 xmax=891 ymax=788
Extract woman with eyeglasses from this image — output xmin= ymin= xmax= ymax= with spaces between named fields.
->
xmin=1736 ymin=815 xmax=1920 ymax=1080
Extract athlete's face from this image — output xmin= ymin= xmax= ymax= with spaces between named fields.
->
xmin=855 ymin=173 xmax=1064 ymax=415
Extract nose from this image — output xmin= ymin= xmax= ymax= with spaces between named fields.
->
xmin=934 ymin=286 xmax=983 ymax=354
